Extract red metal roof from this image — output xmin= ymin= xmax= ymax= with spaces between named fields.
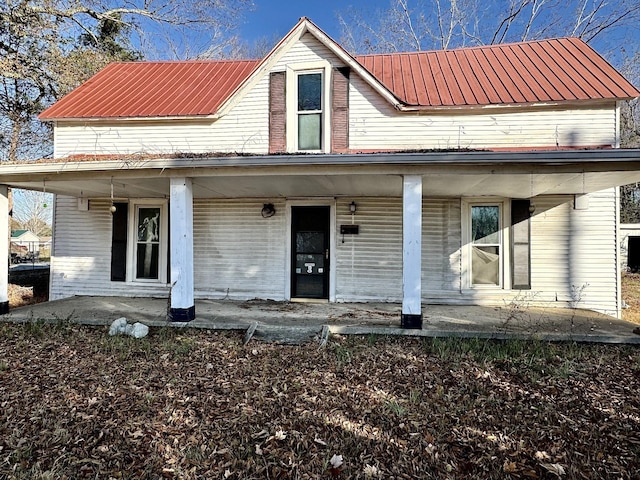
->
xmin=39 ymin=37 xmax=639 ymax=120
xmin=356 ymin=37 xmax=640 ymax=107
xmin=39 ymin=60 xmax=259 ymax=119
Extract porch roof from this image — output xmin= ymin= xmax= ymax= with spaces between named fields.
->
xmin=2 ymin=149 xmax=640 ymax=199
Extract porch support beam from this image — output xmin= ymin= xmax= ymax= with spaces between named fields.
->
xmin=169 ymin=177 xmax=195 ymax=322
xmin=401 ymin=175 xmax=422 ymax=328
xmin=0 ymin=185 xmax=9 ymax=314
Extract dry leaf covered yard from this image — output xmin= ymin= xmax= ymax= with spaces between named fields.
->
xmin=1 ymin=321 xmax=639 ymax=479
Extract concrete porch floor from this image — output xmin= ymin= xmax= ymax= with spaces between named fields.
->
xmin=2 ymin=295 xmax=640 ymax=343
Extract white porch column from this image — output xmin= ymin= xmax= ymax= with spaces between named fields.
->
xmin=402 ymin=175 xmax=423 ymax=328
xmin=0 ymin=185 xmax=8 ymax=314
xmin=169 ymin=177 xmax=195 ymax=322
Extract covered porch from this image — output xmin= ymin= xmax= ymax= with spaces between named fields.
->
xmin=2 ymin=149 xmax=640 ymax=322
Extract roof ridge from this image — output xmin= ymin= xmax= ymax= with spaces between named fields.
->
xmin=355 ymin=37 xmax=582 ymax=58
xmin=105 ymin=58 xmax=261 ymax=66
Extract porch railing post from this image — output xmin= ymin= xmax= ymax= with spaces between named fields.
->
xmin=0 ymin=185 xmax=8 ymax=314
xmin=169 ymin=177 xmax=195 ymax=321
xmin=402 ymin=175 xmax=422 ymax=328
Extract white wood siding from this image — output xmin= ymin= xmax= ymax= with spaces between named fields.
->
xmin=193 ymin=199 xmax=287 ymax=300
xmin=53 ymin=91 xmax=271 ymax=157
xmin=335 ymin=198 xmax=403 ymax=302
xmin=53 ymin=120 xmax=212 ymax=158
xmin=349 ymin=73 xmax=617 ymax=150
xmin=422 ymin=198 xmax=462 ymax=293
xmin=275 ymin=34 xmax=345 ymax=69
xmin=530 ymin=190 xmax=619 ymax=315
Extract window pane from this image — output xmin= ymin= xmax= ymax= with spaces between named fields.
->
xmin=512 ymin=243 xmax=530 ymax=287
xmin=137 ymin=243 xmax=159 ymax=279
xmin=138 ymin=208 xmax=160 ymax=242
xmin=472 ymin=246 xmax=499 ymax=285
xmin=296 ymin=232 xmax=324 ymax=253
xmin=298 ymin=73 xmax=322 ymax=111
xmin=296 ymin=253 xmax=324 ymax=273
xmin=298 ymin=114 xmax=321 ymax=150
xmin=472 ymin=206 xmax=500 ymax=244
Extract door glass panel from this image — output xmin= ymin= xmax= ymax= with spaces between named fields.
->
xmin=296 ymin=232 xmax=324 ymax=253
xmin=296 ymin=253 xmax=324 ymax=274
xmin=295 ymin=276 xmax=324 ymax=297
xmin=136 ymin=207 xmax=161 ymax=279
xmin=471 ymin=205 xmax=501 ymax=286
xmin=472 ymin=246 xmax=499 ymax=285
xmin=472 ymin=206 xmax=500 ymax=244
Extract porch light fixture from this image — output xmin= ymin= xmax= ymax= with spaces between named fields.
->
xmin=261 ymin=203 xmax=276 ymax=218
xmin=110 ymin=179 xmax=116 ymax=213
xmin=528 ymin=174 xmax=535 ymax=215
xmin=349 ymin=201 xmax=357 ymax=214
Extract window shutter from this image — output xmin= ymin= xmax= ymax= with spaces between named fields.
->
xmin=269 ymin=71 xmax=286 ymax=154
xmin=511 ymin=199 xmax=531 ymax=289
xmin=331 ymin=67 xmax=349 ymax=153
xmin=110 ymin=202 xmax=128 ymax=282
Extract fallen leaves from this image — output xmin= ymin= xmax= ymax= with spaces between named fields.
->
xmin=0 ymin=322 xmax=639 ymax=479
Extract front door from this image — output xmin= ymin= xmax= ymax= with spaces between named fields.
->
xmin=291 ymin=206 xmax=330 ymax=299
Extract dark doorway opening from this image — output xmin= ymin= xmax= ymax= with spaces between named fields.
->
xmin=628 ymin=236 xmax=640 ymax=272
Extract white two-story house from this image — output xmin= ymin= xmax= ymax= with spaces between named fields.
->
xmin=1 ymin=18 xmax=639 ymax=326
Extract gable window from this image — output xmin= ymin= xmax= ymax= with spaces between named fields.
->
xmin=470 ymin=204 xmax=502 ymax=286
xmin=282 ymin=62 xmax=333 ymax=154
xmin=272 ymin=63 xmax=349 ymax=154
xmin=297 ymin=72 xmax=323 ymax=150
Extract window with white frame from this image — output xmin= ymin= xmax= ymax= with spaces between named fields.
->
xmin=470 ymin=204 xmax=502 ymax=286
xmin=127 ymin=201 xmax=168 ymax=283
xmin=283 ymin=61 xmax=332 ymax=154
xmin=296 ymin=71 xmax=323 ymax=150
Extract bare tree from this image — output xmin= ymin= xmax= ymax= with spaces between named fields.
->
xmin=0 ymin=0 xmax=254 ymax=162
xmin=338 ymin=0 xmax=640 ymax=54
xmin=620 ymin=51 xmax=640 ymax=148
xmin=338 ymin=0 xmax=478 ymax=53
xmin=11 ymin=190 xmax=53 ymax=238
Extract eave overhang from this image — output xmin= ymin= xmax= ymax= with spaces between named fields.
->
xmin=2 ymin=149 xmax=640 ymax=200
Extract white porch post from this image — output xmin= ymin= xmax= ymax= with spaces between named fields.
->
xmin=0 ymin=185 xmax=8 ymax=314
xmin=169 ymin=177 xmax=195 ymax=321
xmin=402 ymin=175 xmax=423 ymax=328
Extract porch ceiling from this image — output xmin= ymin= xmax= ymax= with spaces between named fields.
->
xmin=4 ymin=150 xmax=640 ymax=199
xmin=8 ymin=170 xmax=640 ymax=200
